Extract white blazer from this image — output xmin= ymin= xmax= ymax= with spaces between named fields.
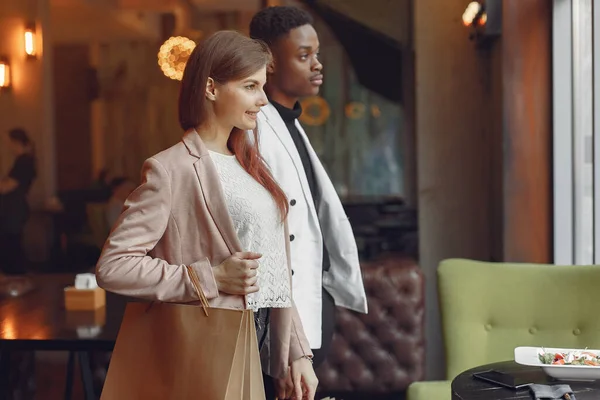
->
xmin=256 ymin=103 xmax=368 ymax=348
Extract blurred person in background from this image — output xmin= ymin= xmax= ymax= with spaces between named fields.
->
xmin=0 ymin=128 xmax=37 ymax=276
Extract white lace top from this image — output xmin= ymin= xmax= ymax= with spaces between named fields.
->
xmin=209 ymin=150 xmax=292 ymax=311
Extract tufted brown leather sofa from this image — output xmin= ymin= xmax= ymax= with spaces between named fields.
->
xmin=315 ymin=254 xmax=425 ymax=396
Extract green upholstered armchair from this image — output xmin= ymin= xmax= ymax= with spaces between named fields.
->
xmin=408 ymin=259 xmax=600 ymax=400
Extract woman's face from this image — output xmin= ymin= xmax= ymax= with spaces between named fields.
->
xmin=211 ymin=66 xmax=269 ymax=131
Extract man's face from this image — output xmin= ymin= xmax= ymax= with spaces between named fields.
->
xmin=269 ymin=24 xmax=323 ymax=99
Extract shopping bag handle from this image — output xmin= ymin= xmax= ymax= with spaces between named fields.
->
xmin=186 ymin=265 xmax=210 ymax=317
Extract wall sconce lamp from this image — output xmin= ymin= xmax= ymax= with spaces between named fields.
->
xmin=462 ymin=0 xmax=501 ymax=48
xmin=463 ymin=1 xmax=486 ymax=28
xmin=0 ymin=56 xmax=11 ymax=91
xmin=24 ymin=23 xmax=37 ymax=58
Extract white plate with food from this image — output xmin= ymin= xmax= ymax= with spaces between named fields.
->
xmin=514 ymin=346 xmax=600 ymax=381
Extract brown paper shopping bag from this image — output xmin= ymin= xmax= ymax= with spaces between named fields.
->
xmin=100 ymin=268 xmax=265 ymax=400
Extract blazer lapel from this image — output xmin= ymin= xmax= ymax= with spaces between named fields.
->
xmin=260 ymin=104 xmax=317 ymax=212
xmin=260 ymin=105 xmax=306 ymax=173
xmin=182 ymin=130 xmax=242 ymax=255
xmin=296 ymin=120 xmax=331 ymax=197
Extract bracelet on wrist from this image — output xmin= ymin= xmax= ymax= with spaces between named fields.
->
xmin=301 ymin=355 xmax=313 ymax=364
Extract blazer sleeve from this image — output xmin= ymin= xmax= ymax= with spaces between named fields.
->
xmin=95 ymin=157 xmax=219 ymax=303
xmin=282 ymin=221 xmax=314 ymax=363
xmin=289 ymin=300 xmax=314 ymax=363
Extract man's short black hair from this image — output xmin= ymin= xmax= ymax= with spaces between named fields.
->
xmin=249 ymin=6 xmax=314 ymax=46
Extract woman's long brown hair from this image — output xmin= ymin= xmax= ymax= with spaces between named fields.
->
xmin=179 ymin=31 xmax=288 ymax=219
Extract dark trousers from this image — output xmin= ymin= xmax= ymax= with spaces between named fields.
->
xmin=0 ymin=231 xmax=26 ymax=275
xmin=263 ymin=288 xmax=336 ymax=399
xmin=311 ymin=288 xmax=335 ymax=368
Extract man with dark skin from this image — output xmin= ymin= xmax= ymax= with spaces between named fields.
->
xmin=250 ymin=6 xmax=368 ymax=400
xmin=256 ymin=18 xmax=323 ymax=108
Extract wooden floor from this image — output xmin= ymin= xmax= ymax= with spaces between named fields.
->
xmin=35 ymin=352 xmax=87 ymax=400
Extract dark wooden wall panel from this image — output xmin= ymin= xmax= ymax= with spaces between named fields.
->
xmin=502 ymin=0 xmax=552 ymax=262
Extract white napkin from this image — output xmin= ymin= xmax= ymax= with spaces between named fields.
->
xmin=74 ymin=273 xmax=98 ymax=290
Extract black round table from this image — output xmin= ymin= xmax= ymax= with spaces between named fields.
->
xmin=452 ymin=361 xmax=600 ymax=399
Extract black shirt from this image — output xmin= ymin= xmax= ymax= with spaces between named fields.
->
xmin=270 ymin=100 xmax=331 ymax=272
xmin=0 ymin=153 xmax=36 ymax=232
xmin=9 ymin=153 xmax=36 ymax=196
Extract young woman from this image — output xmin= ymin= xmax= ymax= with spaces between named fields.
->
xmin=95 ymin=30 xmax=318 ymax=399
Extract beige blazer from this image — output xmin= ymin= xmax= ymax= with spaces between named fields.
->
xmin=95 ymin=130 xmax=312 ymax=379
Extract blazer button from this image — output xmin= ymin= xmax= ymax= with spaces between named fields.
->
xmin=292 ymin=270 xmax=295 ymax=276
xmin=290 ymin=234 xmax=295 ymax=241
xmin=290 ymin=199 xmax=296 ymax=206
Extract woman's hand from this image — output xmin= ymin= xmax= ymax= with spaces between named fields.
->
xmin=290 ymin=357 xmax=318 ymax=400
xmin=0 ymin=177 xmax=18 ymax=194
xmin=212 ymin=251 xmax=261 ymax=295
xmin=274 ymin=371 xmax=294 ymax=399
